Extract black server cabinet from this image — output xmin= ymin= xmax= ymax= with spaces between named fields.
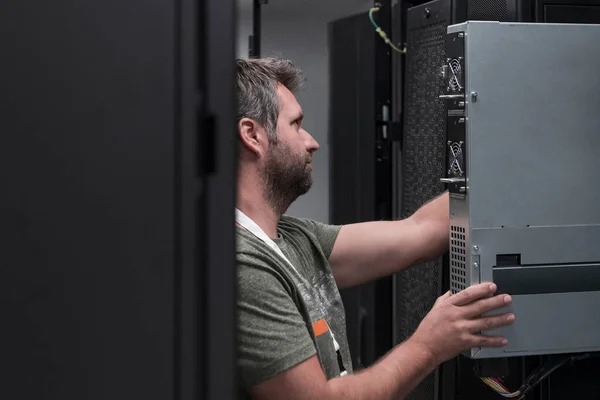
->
xmin=397 ymin=0 xmax=600 ymax=398
xmin=328 ymin=7 xmax=395 ymax=370
xmin=395 ymin=3 xmax=453 ymax=400
xmin=0 ymin=1 xmax=237 ymax=399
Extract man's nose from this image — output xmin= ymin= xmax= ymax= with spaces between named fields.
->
xmin=305 ymin=132 xmax=320 ymax=151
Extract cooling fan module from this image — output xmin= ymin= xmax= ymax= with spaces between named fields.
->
xmin=448 ymin=141 xmax=464 ymax=176
xmin=448 ymin=58 xmax=462 ymax=92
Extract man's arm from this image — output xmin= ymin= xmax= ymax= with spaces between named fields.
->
xmin=329 ymin=192 xmax=449 ymax=289
xmin=250 ymin=283 xmax=514 ymax=400
xmin=251 ymin=337 xmax=436 ymax=400
xmin=237 ymin=252 xmax=437 ymax=399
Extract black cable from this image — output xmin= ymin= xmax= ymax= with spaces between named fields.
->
xmin=518 ymin=353 xmax=592 ymax=397
xmin=480 ymin=352 xmax=599 ymax=398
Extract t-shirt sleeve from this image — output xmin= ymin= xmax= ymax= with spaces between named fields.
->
xmin=237 ymin=258 xmax=317 ymax=390
xmin=295 ymin=219 xmax=342 ymax=259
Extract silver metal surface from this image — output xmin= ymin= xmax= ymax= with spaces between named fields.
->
xmin=446 ymin=21 xmax=600 ymax=359
xmin=440 ymin=177 xmax=466 ymax=184
xmin=440 ymin=65 xmax=448 ymax=79
xmin=439 ymin=94 xmax=465 ymax=99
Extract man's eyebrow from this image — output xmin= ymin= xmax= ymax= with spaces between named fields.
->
xmin=293 ymin=112 xmax=304 ymax=121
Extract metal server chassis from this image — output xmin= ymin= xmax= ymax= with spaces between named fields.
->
xmin=440 ymin=21 xmax=600 ymax=359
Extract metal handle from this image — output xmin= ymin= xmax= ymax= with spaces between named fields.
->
xmin=439 ymin=94 xmax=465 ymax=100
xmin=440 ymin=177 xmax=465 ymax=184
xmin=440 ymin=65 xmax=448 ymax=79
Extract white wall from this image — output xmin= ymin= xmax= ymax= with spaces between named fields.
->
xmin=236 ymin=1 xmax=252 ymax=58
xmin=236 ymin=0 xmax=374 ymax=223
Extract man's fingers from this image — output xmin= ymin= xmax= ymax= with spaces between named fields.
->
xmin=435 ymin=290 xmax=452 ymax=306
xmin=462 ymin=294 xmax=513 ymax=318
xmin=450 ymin=283 xmax=497 ymax=307
xmin=470 ymin=334 xmax=509 ymax=348
xmin=467 ymin=312 xmax=515 ymax=332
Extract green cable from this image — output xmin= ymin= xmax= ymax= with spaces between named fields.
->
xmin=369 ymin=7 xmax=406 ymax=54
xmin=369 ymin=8 xmax=378 ymax=29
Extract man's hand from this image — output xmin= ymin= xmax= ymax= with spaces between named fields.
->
xmin=411 ymin=282 xmax=514 ymax=364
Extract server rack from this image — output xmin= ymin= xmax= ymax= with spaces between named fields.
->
xmin=328 ymin=3 xmax=396 ymax=370
xmin=397 ymin=0 xmax=600 ymax=398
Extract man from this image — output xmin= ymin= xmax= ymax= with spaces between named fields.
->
xmin=235 ymin=57 xmax=514 ymax=399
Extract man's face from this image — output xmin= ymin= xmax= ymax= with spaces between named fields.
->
xmin=261 ymin=85 xmax=320 ymax=213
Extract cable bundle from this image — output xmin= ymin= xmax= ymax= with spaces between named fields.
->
xmin=480 ymin=353 xmax=592 ymax=399
xmin=480 ymin=377 xmax=523 ymax=399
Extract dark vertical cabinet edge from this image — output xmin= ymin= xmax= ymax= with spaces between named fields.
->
xmin=200 ymin=0 xmax=238 ymax=399
xmin=180 ymin=0 xmax=238 ymax=397
xmin=178 ymin=0 xmax=201 ymax=399
xmin=372 ymin=0 xmax=395 ymax=366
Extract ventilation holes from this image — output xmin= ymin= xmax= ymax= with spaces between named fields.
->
xmin=450 ymin=225 xmax=467 ymax=294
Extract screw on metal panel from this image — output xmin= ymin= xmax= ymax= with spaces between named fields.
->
xmin=473 ymin=245 xmax=479 ymax=252
xmin=473 ymin=262 xmax=479 ymax=268
xmin=471 ymin=92 xmax=478 ymax=103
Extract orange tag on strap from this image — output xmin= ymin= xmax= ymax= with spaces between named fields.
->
xmin=312 ymin=319 xmax=329 ymax=337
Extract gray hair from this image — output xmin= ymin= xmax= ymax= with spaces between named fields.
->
xmin=236 ymin=57 xmax=305 ymax=143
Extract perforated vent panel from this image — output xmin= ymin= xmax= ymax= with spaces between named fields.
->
xmin=396 ymin=15 xmax=448 ymax=400
xmin=450 ymin=226 xmax=467 ymax=294
xmin=400 ymin=22 xmax=447 ymax=217
xmin=468 ymin=0 xmax=508 ymax=21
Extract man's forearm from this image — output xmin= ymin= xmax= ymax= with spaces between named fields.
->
xmin=411 ymin=191 xmax=450 ymax=261
xmin=411 ymin=191 xmax=449 ymax=227
xmin=326 ymin=337 xmax=439 ymax=400
xmin=328 ymin=191 xmax=450 ymax=289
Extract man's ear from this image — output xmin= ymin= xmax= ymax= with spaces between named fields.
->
xmin=238 ymin=117 xmax=267 ymax=157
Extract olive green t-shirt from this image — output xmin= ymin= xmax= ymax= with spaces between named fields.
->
xmin=236 ymin=214 xmax=353 ymax=396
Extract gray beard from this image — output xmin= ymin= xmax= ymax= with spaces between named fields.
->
xmin=261 ymin=143 xmax=312 ymax=215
